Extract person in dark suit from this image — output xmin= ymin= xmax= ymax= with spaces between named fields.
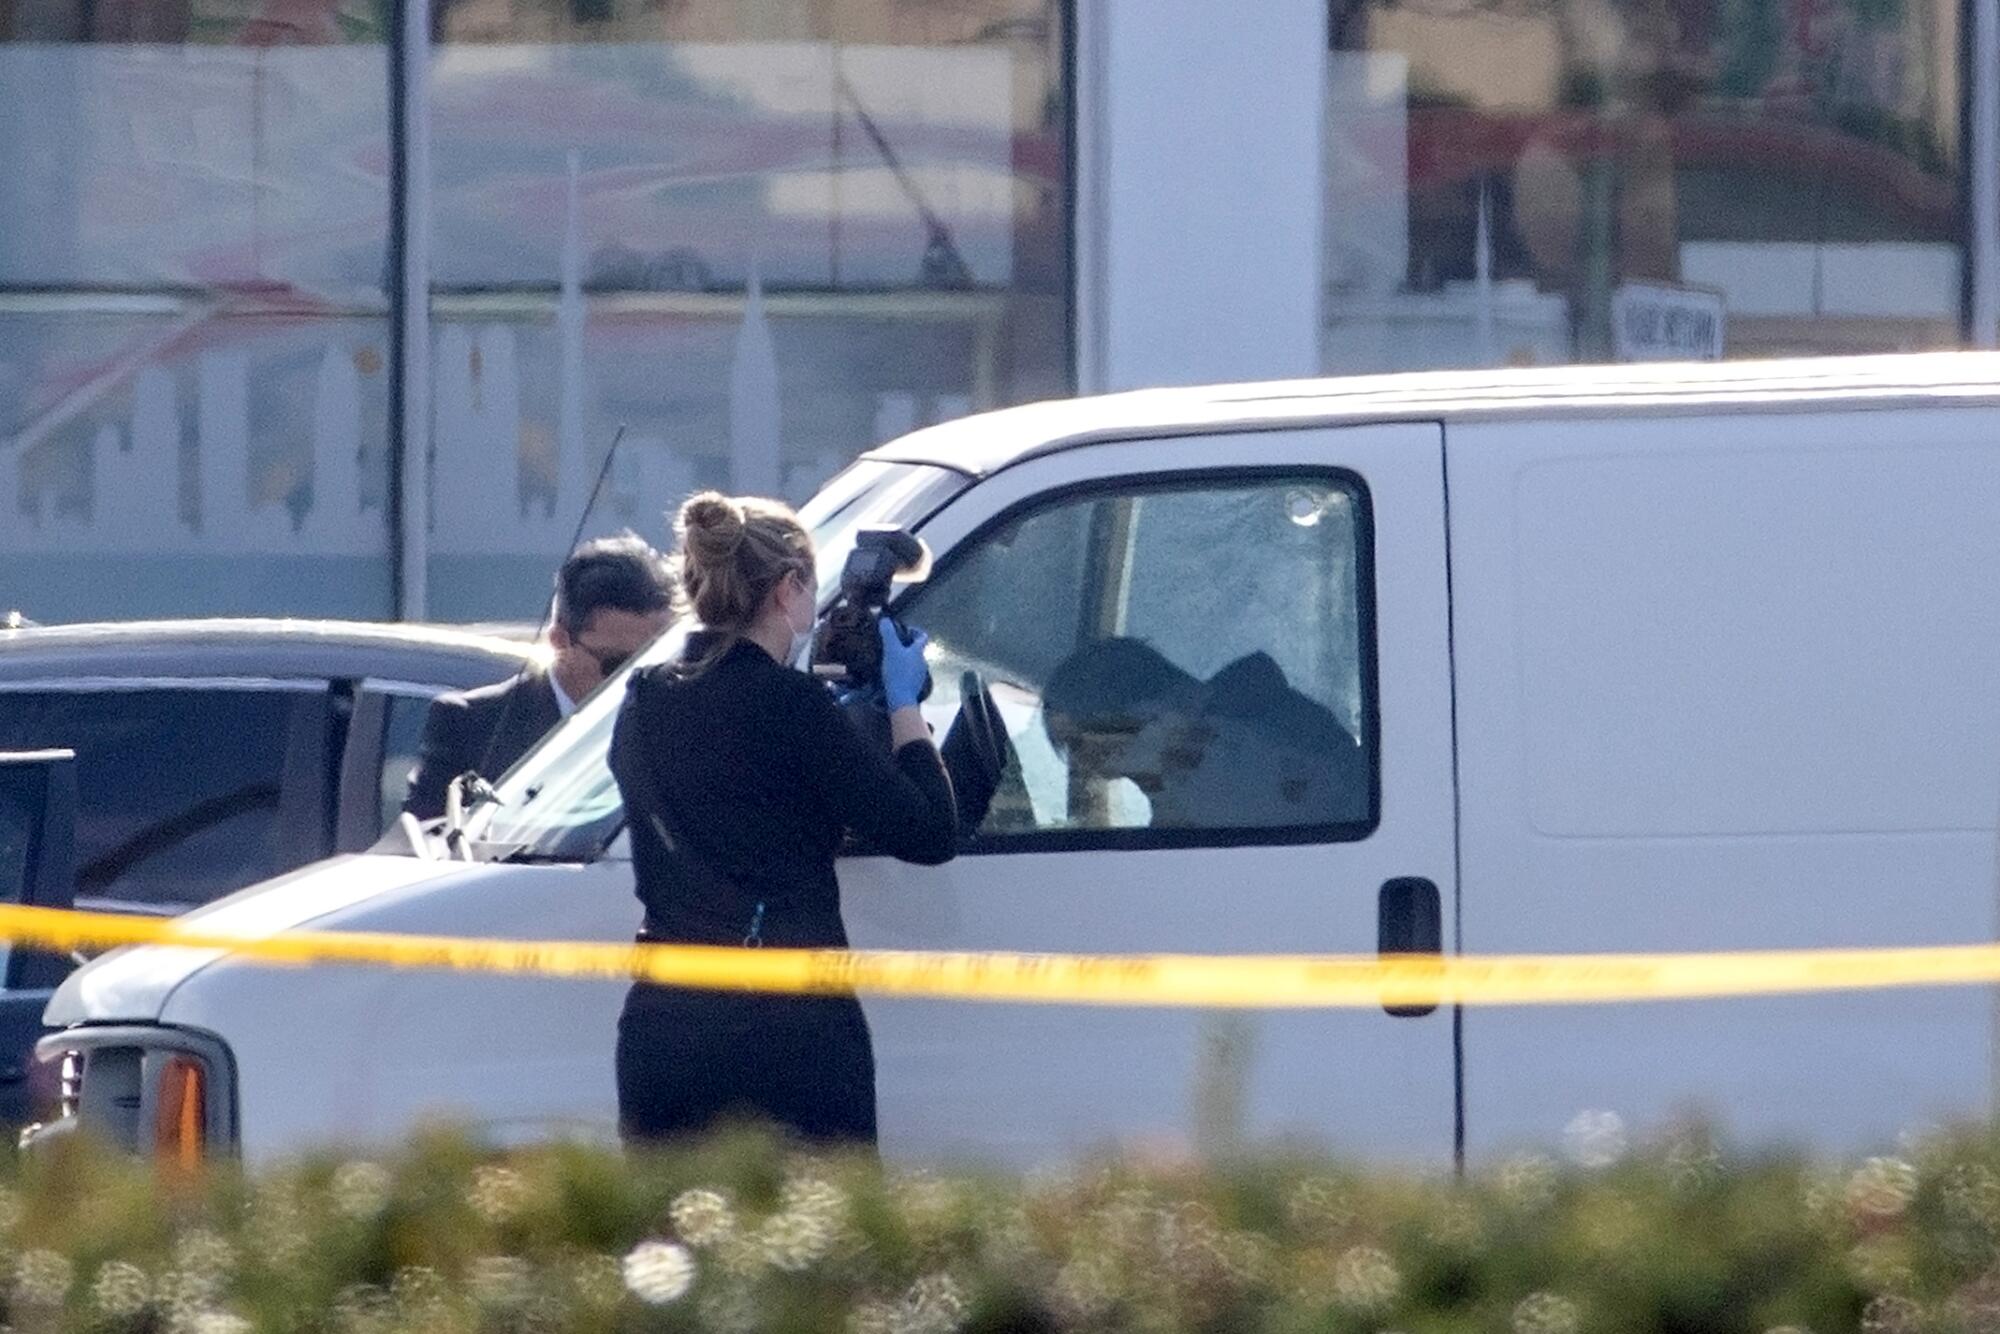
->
xmin=403 ymin=533 xmax=673 ymax=819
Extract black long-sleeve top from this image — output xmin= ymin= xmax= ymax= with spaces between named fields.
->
xmin=608 ymin=631 xmax=956 ymax=950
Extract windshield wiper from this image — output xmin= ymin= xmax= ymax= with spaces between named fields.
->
xmin=493 ymin=847 xmax=574 ymax=864
xmin=490 ymin=817 xmax=627 ymax=866
xmin=442 ymin=772 xmax=504 ymax=861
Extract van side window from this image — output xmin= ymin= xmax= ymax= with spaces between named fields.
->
xmin=907 ymin=472 xmax=1376 ymax=847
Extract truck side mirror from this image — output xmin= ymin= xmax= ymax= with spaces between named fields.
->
xmin=0 ymin=751 xmax=78 ymax=992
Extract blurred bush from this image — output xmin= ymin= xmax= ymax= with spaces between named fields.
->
xmin=6 ymin=1117 xmax=2000 ymax=1333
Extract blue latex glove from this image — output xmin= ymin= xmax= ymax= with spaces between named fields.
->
xmin=879 ymin=617 xmax=930 ymax=711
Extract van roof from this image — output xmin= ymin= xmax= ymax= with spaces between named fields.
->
xmin=866 ymin=351 xmax=2000 ymax=478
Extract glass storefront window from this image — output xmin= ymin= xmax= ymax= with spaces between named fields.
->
xmin=423 ymin=0 xmax=1070 ymax=620
xmin=0 ymin=1 xmax=396 ymax=620
xmin=1326 ymin=0 xmax=1965 ymax=372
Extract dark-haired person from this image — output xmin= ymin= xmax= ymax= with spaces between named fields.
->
xmin=608 ymin=491 xmax=955 ymax=1148
xmin=403 ymin=533 xmax=673 ymax=820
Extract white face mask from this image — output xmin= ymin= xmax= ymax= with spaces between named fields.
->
xmin=784 ymin=580 xmax=816 ymax=671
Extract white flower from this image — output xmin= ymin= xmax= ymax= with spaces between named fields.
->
xmin=157 ymin=1266 xmax=228 ymax=1320
xmin=1665 ymin=1135 xmax=1723 ymax=1192
xmin=1563 ymin=1109 xmax=1628 ymax=1168
xmin=848 ymin=1298 xmax=900 ymax=1334
xmin=1286 ymin=1176 xmax=1355 ymax=1231
xmin=1332 ymin=1246 xmax=1400 ymax=1313
xmin=780 ymin=1174 xmax=849 ymax=1229
xmin=174 ymin=1229 xmax=236 ymax=1288
xmin=390 ymin=1266 xmax=450 ymax=1317
xmin=1847 ymin=1158 xmax=1920 ymax=1220
xmin=157 ymin=1224 xmax=235 ymax=1312
xmin=622 ymin=1239 xmax=696 ymax=1305
xmin=330 ymin=1282 xmax=391 ymax=1334
xmin=91 ymin=1260 xmax=152 ymax=1317
xmin=14 ymin=1247 xmax=74 ymax=1306
xmin=1513 ymin=1291 xmax=1581 ymax=1334
xmin=670 ymin=1188 xmax=738 ymax=1247
xmin=901 ymin=1271 xmax=970 ymax=1334
xmin=330 ymin=1159 xmax=392 ymax=1221
xmin=186 ymin=1313 xmax=252 ymax=1334
xmin=758 ymin=1207 xmax=838 ymax=1271
xmin=1093 ymin=1192 xmax=1153 ymax=1256
xmin=1158 ymin=1204 xmax=1227 ymax=1272
xmin=469 ymin=1165 xmax=531 ymax=1224
xmin=465 ymin=1255 xmax=531 ymax=1309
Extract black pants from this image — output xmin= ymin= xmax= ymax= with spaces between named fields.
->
xmin=616 ymin=982 xmax=878 ymax=1147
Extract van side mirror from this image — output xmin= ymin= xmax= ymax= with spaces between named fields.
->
xmin=0 ymin=751 xmax=78 ymax=992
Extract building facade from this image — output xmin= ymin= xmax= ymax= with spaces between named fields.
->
xmin=2 ymin=0 xmax=1992 ymax=622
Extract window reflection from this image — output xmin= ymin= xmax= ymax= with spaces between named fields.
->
xmin=424 ymin=1 xmax=1069 ymax=620
xmin=0 ymin=0 xmax=395 ymax=619
xmin=1327 ymin=0 xmax=1964 ymax=371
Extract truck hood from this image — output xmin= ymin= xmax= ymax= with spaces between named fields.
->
xmin=45 ymin=854 xmax=480 ymax=1026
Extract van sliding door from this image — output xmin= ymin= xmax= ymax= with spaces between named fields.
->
xmin=1449 ymin=406 xmax=2000 ymax=1157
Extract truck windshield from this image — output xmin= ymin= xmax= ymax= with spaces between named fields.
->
xmin=462 ymin=460 xmax=968 ymax=862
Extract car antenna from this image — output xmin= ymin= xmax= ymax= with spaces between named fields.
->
xmin=442 ymin=422 xmax=630 ymax=854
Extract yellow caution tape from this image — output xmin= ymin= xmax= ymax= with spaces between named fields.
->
xmin=4 ymin=902 xmax=2000 ymax=1008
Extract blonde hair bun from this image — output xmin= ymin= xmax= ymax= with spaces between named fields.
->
xmin=669 ymin=491 xmax=814 ymax=635
xmin=677 ymin=491 xmax=746 ymax=561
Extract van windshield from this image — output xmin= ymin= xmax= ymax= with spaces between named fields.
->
xmin=462 ymin=460 xmax=968 ymax=862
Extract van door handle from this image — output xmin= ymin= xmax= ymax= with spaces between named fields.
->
xmin=1378 ymin=876 xmax=1442 ymax=1018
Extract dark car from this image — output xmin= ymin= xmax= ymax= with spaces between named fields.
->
xmin=0 ymin=619 xmax=540 ymax=1125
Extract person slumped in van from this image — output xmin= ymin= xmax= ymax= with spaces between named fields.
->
xmin=607 ymin=492 xmax=956 ymax=1147
xmin=1042 ymin=637 xmax=1367 ymax=829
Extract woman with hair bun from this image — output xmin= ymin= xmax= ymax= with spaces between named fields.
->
xmin=607 ymin=491 xmax=956 ymax=1148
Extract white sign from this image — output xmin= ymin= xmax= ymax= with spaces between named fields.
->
xmin=1612 ymin=282 xmax=1726 ymax=362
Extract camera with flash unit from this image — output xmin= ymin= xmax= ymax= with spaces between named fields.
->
xmin=810 ymin=526 xmax=932 ymax=702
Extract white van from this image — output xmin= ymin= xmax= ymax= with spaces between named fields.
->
xmin=31 ymin=354 xmax=2000 ymax=1167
